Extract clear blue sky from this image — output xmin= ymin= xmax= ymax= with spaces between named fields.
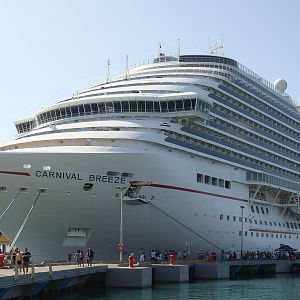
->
xmin=0 ymin=0 xmax=299 ymax=144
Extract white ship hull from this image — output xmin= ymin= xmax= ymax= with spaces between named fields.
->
xmin=0 ymin=146 xmax=297 ymax=261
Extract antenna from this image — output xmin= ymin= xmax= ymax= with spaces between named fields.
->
xmin=208 ymin=35 xmax=224 ymax=55
xmin=106 ymin=58 xmax=111 ymax=83
xmin=177 ymin=38 xmax=181 ymax=62
xmin=125 ymin=54 xmax=129 ymax=80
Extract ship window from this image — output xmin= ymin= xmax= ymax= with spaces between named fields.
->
xmin=276 ymin=234 xmax=278 ymax=238
xmin=259 ymin=220 xmax=262 ymax=225
xmin=256 ymin=206 xmax=259 ymax=213
xmin=286 ymin=222 xmax=290 ymax=228
xmin=106 ymin=102 xmax=114 ymax=113
xmin=251 ymin=232 xmax=253 ymax=237
xmin=191 ymin=98 xmax=196 ymax=109
xmin=233 ymin=216 xmax=236 ymax=221
xmin=113 ymin=101 xmax=121 ymax=112
xmin=212 ymin=177 xmax=218 ymax=186
xmin=239 ymin=231 xmax=241 ymax=236
xmin=138 ymin=101 xmax=146 ymax=112
xmin=91 ymin=103 xmax=98 ymax=114
xmin=261 ymin=233 xmax=264 ymax=237
xmin=278 ymin=223 xmax=281 ymax=227
xmin=129 ymin=101 xmax=138 ymax=112
xmin=245 ymin=231 xmax=248 ymax=236
xmin=245 ymin=218 xmax=248 ymax=223
xmin=175 ymin=100 xmax=183 ymax=111
xmin=294 ymin=223 xmax=297 ymax=229
xmin=261 ymin=207 xmax=265 ymax=214
xmin=251 ymin=205 xmax=254 ymax=213
xmin=167 ymin=100 xmax=175 ymax=112
xmin=71 ymin=106 xmax=79 ymax=117
xmin=183 ymin=99 xmax=191 ymax=110
xmin=290 ymin=222 xmax=294 ymax=229
xmin=160 ymin=101 xmax=167 ymax=112
xmin=227 ymin=215 xmax=230 ymax=221
xmin=275 ymin=222 xmax=278 ymax=226
xmin=98 ymin=103 xmax=106 ymax=113
xmin=204 ymin=175 xmax=211 ymax=184
xmin=249 ymin=219 xmax=252 ymax=224
xmin=84 ymin=104 xmax=92 ymax=115
xmin=266 ymin=208 xmax=269 ymax=214
xmin=264 ymin=221 xmax=267 ymax=225
xmin=146 ymin=101 xmax=154 ymax=112
xmin=218 ymin=179 xmax=224 ymax=187
xmin=220 ymin=214 xmax=223 ymax=220
xmin=256 ymin=232 xmax=259 ymax=237
xmin=121 ymin=101 xmax=129 ymax=112
xmin=280 ymin=234 xmax=282 ymax=238
xmin=78 ymin=105 xmax=85 ymax=116
xmin=225 ymin=180 xmax=231 ymax=189
xmin=197 ymin=173 xmax=203 ymax=183
xmin=298 ymin=223 xmax=300 ymax=229
xmin=269 ymin=222 xmax=272 ymax=226
xmin=153 ymin=101 xmax=160 ymax=112
xmin=254 ymin=220 xmax=257 ymax=224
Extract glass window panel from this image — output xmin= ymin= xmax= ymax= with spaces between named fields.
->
xmin=106 ymin=102 xmax=114 ymax=113
xmin=175 ymin=100 xmax=183 ymax=111
xmin=160 ymin=101 xmax=167 ymax=112
xmin=138 ymin=101 xmax=145 ymax=112
xmin=113 ymin=101 xmax=121 ymax=112
xmin=129 ymin=101 xmax=137 ymax=112
xmin=98 ymin=103 xmax=106 ymax=113
xmin=167 ymin=100 xmax=175 ymax=112
xmin=121 ymin=101 xmax=129 ymax=112
xmin=154 ymin=101 xmax=160 ymax=112
xmin=84 ymin=104 xmax=92 ymax=115
xmin=146 ymin=101 xmax=153 ymax=112
xmin=78 ymin=105 xmax=85 ymax=116
xmin=91 ymin=103 xmax=99 ymax=114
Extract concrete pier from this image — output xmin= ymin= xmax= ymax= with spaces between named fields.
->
xmin=0 ymin=259 xmax=298 ymax=298
xmin=106 ymin=266 xmax=152 ymax=288
xmin=152 ymin=264 xmax=189 ymax=283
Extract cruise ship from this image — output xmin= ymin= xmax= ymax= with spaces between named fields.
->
xmin=0 ymin=51 xmax=299 ymax=261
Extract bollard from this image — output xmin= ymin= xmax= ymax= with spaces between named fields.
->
xmin=128 ymin=255 xmax=134 ymax=268
xmin=169 ymin=254 xmax=175 ymax=266
xmin=14 ymin=265 xmax=19 ymax=280
xmin=31 ymin=259 xmax=35 ymax=279
xmin=49 ymin=261 xmax=53 ymax=278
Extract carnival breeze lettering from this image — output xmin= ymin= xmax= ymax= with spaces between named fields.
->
xmin=35 ymin=171 xmax=126 ymax=184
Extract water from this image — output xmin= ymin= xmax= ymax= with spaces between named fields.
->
xmin=35 ymin=275 xmax=300 ymax=300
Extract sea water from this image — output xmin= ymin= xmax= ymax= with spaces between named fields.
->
xmin=35 ymin=274 xmax=300 ymax=300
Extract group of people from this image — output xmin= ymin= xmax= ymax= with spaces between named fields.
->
xmin=73 ymin=248 xmax=94 ymax=267
xmin=11 ymin=247 xmax=32 ymax=273
xmin=221 ymin=249 xmax=300 ymax=261
xmin=137 ymin=249 xmax=188 ymax=263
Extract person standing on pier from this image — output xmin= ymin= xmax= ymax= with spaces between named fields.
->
xmin=22 ymin=248 xmax=31 ymax=274
xmin=86 ymin=248 xmax=94 ymax=266
xmin=16 ymin=250 xmax=23 ymax=274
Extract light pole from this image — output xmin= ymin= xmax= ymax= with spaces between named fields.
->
xmin=240 ymin=205 xmax=245 ymax=260
xmin=116 ymin=186 xmax=126 ymax=261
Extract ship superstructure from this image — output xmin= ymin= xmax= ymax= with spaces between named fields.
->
xmin=0 ymin=52 xmax=299 ymax=260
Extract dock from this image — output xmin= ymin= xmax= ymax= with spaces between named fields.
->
xmin=0 ymin=259 xmax=299 ymax=299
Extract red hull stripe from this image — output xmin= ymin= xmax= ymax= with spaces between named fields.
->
xmin=148 ymin=183 xmax=247 ymax=202
xmin=249 ymin=228 xmax=299 ymax=235
xmin=0 ymin=171 xmax=31 ymax=176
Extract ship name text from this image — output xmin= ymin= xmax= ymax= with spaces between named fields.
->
xmin=35 ymin=171 xmax=126 ymax=184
